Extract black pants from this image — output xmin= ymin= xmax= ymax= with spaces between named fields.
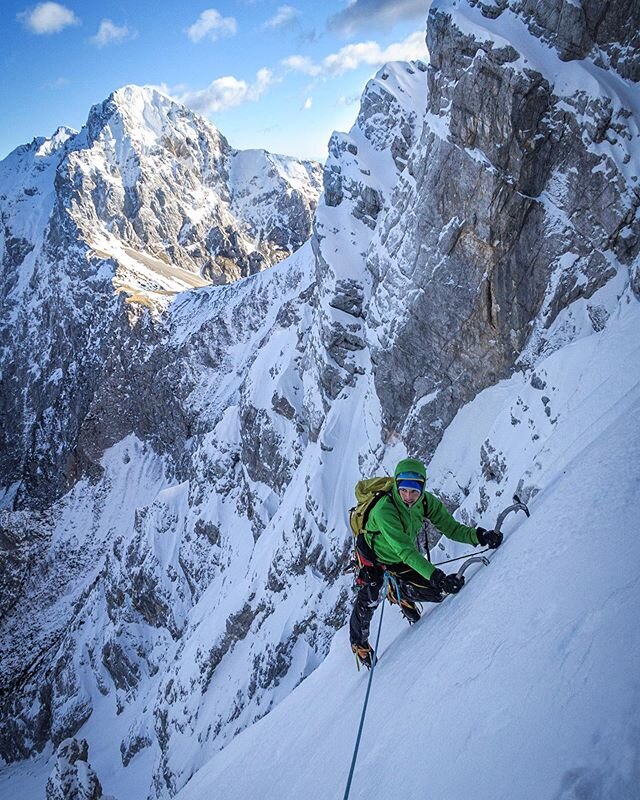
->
xmin=349 ymin=562 xmax=443 ymax=646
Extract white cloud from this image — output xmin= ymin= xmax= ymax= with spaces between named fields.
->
xmin=303 ymin=97 xmax=313 ymax=110
xmin=187 ymin=9 xmax=237 ymax=43
xmin=282 ymin=31 xmax=426 ymax=79
xmin=91 ymin=20 xmax=133 ymax=47
xmin=179 ymin=77 xmax=248 ymax=113
xmin=262 ymin=5 xmax=298 ymax=30
xmin=323 ymin=30 xmax=426 ymax=74
xmin=17 ymin=2 xmax=79 ymax=35
xmin=376 ymin=31 xmax=427 ymax=63
xmin=148 ymin=81 xmax=191 ymax=94
xmin=281 ymin=55 xmax=322 ymax=77
xmin=177 ymin=69 xmax=275 ymax=114
xmin=249 ymin=68 xmax=275 ymax=100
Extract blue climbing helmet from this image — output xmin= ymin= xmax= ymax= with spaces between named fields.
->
xmin=394 ymin=457 xmax=427 ymax=493
xmin=396 ymin=472 xmax=424 ymax=492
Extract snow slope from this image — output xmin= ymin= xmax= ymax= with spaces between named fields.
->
xmin=174 ymin=292 xmax=640 ymax=800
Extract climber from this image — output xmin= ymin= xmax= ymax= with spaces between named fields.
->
xmin=350 ymin=457 xmax=502 ymax=669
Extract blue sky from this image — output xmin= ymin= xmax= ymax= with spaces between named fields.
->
xmin=0 ymin=1 xmax=429 ymax=163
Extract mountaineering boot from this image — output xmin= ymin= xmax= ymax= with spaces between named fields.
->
xmin=351 ymin=642 xmax=375 ymax=670
xmin=386 ymin=578 xmax=421 ymax=624
xmin=400 ymin=600 xmax=421 ymax=624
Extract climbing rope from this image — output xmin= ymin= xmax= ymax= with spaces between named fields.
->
xmin=433 ymin=547 xmax=490 ymax=566
xmin=343 ymin=571 xmax=400 ymax=800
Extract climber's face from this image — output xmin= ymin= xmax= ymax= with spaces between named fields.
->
xmin=399 ymin=487 xmax=420 ymax=507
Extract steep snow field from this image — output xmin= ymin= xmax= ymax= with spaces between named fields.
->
xmin=174 ymin=291 xmax=640 ymax=800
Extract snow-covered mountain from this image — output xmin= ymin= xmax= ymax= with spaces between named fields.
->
xmin=2 ymin=84 xmax=322 ymax=293
xmin=0 ymin=85 xmax=322 ymax=509
xmin=1 ymin=1 xmax=639 ymax=799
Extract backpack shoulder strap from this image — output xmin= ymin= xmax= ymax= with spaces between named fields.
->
xmin=363 ymin=491 xmax=392 ymax=534
xmin=422 ymin=493 xmax=431 ymax=561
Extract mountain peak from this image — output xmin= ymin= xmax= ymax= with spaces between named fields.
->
xmin=36 ymin=126 xmax=77 ymax=157
xmin=110 ymin=83 xmax=177 ymax=114
xmin=85 ymin=83 xmax=222 ymax=152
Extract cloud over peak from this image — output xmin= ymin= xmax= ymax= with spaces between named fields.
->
xmin=177 ymin=68 xmax=275 ymax=114
xmin=187 ymin=9 xmax=237 ymax=43
xmin=284 ymin=30 xmax=426 ymax=78
xmin=324 ymin=31 xmax=426 ymax=74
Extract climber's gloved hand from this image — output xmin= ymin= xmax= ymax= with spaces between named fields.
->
xmin=476 ymin=526 xmax=503 ymax=549
xmin=430 ymin=568 xmax=465 ymax=595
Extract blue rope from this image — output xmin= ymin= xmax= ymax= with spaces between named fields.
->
xmin=342 ymin=572 xmax=400 ymax=800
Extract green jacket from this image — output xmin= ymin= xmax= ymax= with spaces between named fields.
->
xmin=364 ymin=457 xmax=479 ymax=581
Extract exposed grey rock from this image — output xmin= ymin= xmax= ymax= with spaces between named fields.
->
xmin=367 ymin=2 xmax=639 ymax=458
xmin=355 ymin=72 xmax=422 ymax=174
xmin=239 ymin=405 xmax=299 ymax=495
xmin=46 ymin=738 xmax=106 ymax=800
xmin=530 ymin=373 xmax=547 ymax=390
xmin=329 ymin=279 xmax=365 ymax=317
xmin=120 ymin=729 xmax=151 ymax=767
xmin=480 ymin=440 xmax=507 ymax=483
xmin=272 ymin=392 xmax=297 ymax=420
xmin=102 ymin=640 xmax=141 ymax=693
xmin=630 ymin=260 xmax=640 ymax=298
xmin=470 ymin=0 xmax=640 ymax=81
xmin=200 ymin=602 xmax=260 ymax=691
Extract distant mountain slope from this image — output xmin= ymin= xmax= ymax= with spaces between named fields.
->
xmin=0 ymin=84 xmax=322 ymax=297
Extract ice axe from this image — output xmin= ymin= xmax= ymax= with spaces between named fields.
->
xmin=456 ymin=493 xmax=530 ymax=579
xmin=495 ymin=493 xmax=530 ymax=532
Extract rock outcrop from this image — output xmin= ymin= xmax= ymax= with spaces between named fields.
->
xmin=45 ymin=738 xmax=107 ymax=800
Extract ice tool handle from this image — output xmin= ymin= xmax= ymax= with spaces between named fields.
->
xmin=456 ymin=555 xmax=490 ymax=578
xmin=494 ymin=493 xmax=530 ymax=533
xmin=455 ymin=494 xmax=530 ymax=579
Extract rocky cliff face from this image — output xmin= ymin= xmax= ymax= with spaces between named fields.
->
xmin=368 ymin=0 xmax=639 ymax=455
xmin=45 ymin=738 xmax=107 ymax=800
xmin=1 ymin=2 xmax=638 ymax=798
xmin=497 ymin=0 xmax=640 ymax=79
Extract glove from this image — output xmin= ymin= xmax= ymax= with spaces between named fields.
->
xmin=476 ymin=527 xmax=503 ymax=549
xmin=430 ymin=568 xmax=465 ymax=595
